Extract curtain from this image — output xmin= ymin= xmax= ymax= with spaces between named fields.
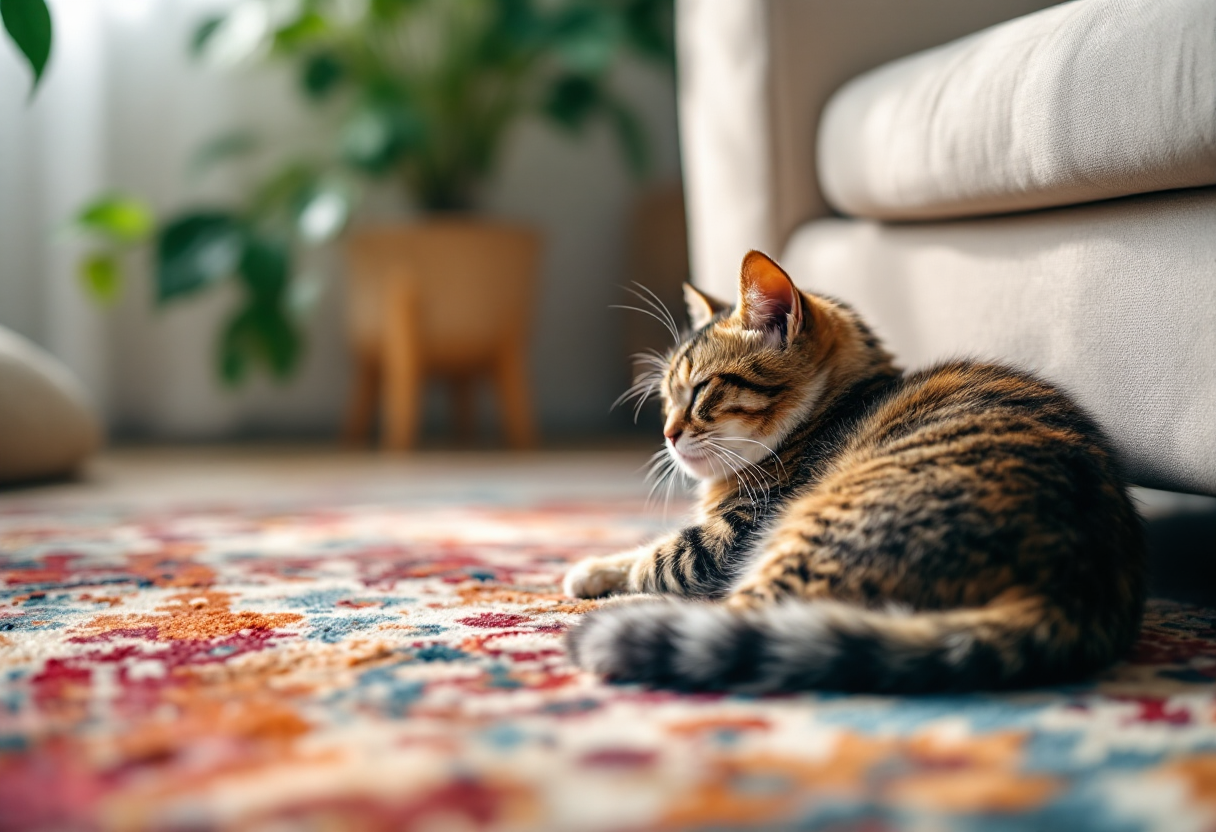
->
xmin=0 ymin=0 xmax=353 ymax=439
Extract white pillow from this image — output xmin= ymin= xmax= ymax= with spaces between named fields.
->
xmin=0 ymin=327 xmax=102 ymax=484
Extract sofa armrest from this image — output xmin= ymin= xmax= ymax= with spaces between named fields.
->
xmin=676 ymin=0 xmax=1062 ymax=298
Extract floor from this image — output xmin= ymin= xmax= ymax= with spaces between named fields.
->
xmin=4 ymin=443 xmax=666 ymax=507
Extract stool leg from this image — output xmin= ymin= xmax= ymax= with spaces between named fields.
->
xmin=342 ymin=353 xmax=380 ymax=446
xmin=494 ymin=341 xmax=537 ymax=449
xmin=381 ymin=283 xmax=422 ymax=451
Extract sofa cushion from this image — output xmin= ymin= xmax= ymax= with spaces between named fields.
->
xmin=818 ymin=0 xmax=1216 ymax=221
xmin=782 ymin=187 xmax=1216 ymax=496
xmin=0 ymin=327 xmax=102 ymax=484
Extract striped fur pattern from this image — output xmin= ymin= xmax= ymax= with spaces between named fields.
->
xmin=564 ymin=251 xmax=1145 ymax=693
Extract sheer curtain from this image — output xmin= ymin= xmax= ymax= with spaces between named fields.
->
xmin=0 ymin=0 xmax=349 ymax=439
xmin=1 ymin=0 xmax=110 ymax=409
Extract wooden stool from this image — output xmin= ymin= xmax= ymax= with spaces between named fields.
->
xmin=343 ymin=220 xmax=540 ymax=450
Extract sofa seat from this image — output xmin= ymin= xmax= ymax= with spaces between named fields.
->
xmin=818 ymin=0 xmax=1216 ymax=221
xmin=783 ymin=187 xmax=1216 ymax=495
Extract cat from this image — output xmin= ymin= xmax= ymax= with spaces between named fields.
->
xmin=564 ymin=251 xmax=1144 ymax=693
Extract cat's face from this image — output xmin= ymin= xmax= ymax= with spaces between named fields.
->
xmin=658 ymin=252 xmax=822 ymax=482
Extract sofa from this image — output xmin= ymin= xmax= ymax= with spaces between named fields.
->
xmin=677 ymin=0 xmax=1216 ymax=496
xmin=0 ymin=326 xmax=101 ymax=485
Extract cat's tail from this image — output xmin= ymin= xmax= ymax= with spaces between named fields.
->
xmin=565 ymin=594 xmax=1130 ymax=693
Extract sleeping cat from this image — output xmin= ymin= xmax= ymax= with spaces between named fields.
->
xmin=564 ymin=251 xmax=1144 ymax=693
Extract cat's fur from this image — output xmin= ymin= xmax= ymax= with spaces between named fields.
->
xmin=564 ymin=251 xmax=1144 ymax=693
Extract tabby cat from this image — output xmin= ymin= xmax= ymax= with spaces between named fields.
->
xmin=564 ymin=251 xmax=1144 ymax=693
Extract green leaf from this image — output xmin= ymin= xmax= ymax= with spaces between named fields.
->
xmin=219 ymin=308 xmax=251 ymax=386
xmin=621 ymin=0 xmax=675 ymax=65
xmin=75 ymin=194 xmax=154 ymax=244
xmin=551 ymin=5 xmax=620 ymax=74
xmin=217 ymin=298 xmax=301 ymax=386
xmin=484 ymin=0 xmax=545 ymax=60
xmin=273 ymin=11 xmax=328 ymax=52
xmin=78 ymin=251 xmax=122 ymax=304
xmin=607 ymin=99 xmax=649 ymax=176
xmin=294 ymin=179 xmax=352 ymax=243
xmin=1 ymin=0 xmax=52 ymax=94
xmin=368 ymin=0 xmax=421 ymax=22
xmin=192 ymin=4 xmax=269 ymax=67
xmin=156 ymin=212 xmax=244 ymax=303
xmin=238 ymin=235 xmax=289 ymax=302
xmin=543 ymin=74 xmax=601 ymax=132
xmin=252 ymin=302 xmax=301 ymax=379
xmin=301 ymin=52 xmax=344 ymax=99
xmin=248 ymin=163 xmax=315 ymax=222
xmin=190 ymin=131 xmax=259 ymax=178
xmin=339 ymin=98 xmax=423 ymax=173
xmin=190 ymin=15 xmax=224 ymax=58
xmin=219 ymin=234 xmax=303 ymax=385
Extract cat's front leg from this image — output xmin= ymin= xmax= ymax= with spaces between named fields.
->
xmin=563 ymin=545 xmax=654 ymax=598
xmin=564 ymin=527 xmax=735 ymax=599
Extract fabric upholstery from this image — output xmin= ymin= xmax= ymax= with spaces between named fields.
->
xmin=0 ymin=326 xmax=101 ymax=484
xmin=676 ymin=0 xmax=1061 ymax=299
xmin=818 ymin=0 xmax=1216 ymax=221
xmin=782 ymin=188 xmax=1216 ymax=496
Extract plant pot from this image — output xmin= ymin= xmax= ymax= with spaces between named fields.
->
xmin=344 ymin=219 xmax=541 ymax=450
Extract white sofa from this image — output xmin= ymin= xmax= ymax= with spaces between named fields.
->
xmin=677 ymin=0 xmax=1216 ymax=496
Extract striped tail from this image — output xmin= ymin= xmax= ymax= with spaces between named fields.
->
xmin=565 ymin=595 xmax=1126 ymax=693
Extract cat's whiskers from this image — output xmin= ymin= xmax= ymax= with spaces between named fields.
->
xmin=609 ymin=284 xmax=682 ymax=425
xmin=701 ymin=449 xmax=748 ymax=507
xmin=635 ymin=379 xmax=663 ymax=422
xmin=610 ymin=303 xmax=680 ymax=345
xmin=703 ymin=440 xmax=773 ymax=509
xmin=628 ymin=283 xmax=682 ymax=341
xmin=643 ymin=455 xmax=673 ymax=506
xmin=713 ymin=435 xmax=788 ymax=480
xmin=640 ymin=446 xmax=669 ymax=477
xmin=705 ymin=435 xmax=786 ymax=501
xmin=612 ymin=364 xmax=667 ymax=424
xmin=644 ymin=446 xmax=686 ymax=519
xmin=643 ymin=445 xmax=671 ymax=482
xmin=612 ymin=283 xmax=684 ymax=347
xmin=631 ymin=348 xmax=669 ymax=374
xmin=612 ymin=370 xmax=662 ymax=412
xmin=662 ymin=456 xmax=689 ymax=519
xmin=701 ymin=441 xmax=766 ymax=509
xmin=625 ymin=351 xmax=673 ymax=421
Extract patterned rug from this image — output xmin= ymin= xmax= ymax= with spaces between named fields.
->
xmin=2 ymin=494 xmax=1216 ymax=832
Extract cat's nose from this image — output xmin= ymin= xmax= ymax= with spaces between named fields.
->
xmin=664 ymin=427 xmax=683 ymax=444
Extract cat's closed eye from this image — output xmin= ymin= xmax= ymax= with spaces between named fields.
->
xmin=689 ymin=380 xmax=710 ymax=409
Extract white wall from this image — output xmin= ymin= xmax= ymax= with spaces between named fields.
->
xmin=0 ymin=0 xmax=680 ymax=440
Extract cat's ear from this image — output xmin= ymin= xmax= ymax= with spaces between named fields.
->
xmin=683 ymin=282 xmax=730 ymax=330
xmin=737 ymin=250 xmax=804 ymax=343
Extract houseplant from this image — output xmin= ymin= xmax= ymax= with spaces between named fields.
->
xmin=72 ymin=0 xmax=674 ymax=387
xmin=2 ymin=0 xmax=51 ymax=96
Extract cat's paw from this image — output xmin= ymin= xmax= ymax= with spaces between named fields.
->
xmin=563 ymin=549 xmax=644 ymax=598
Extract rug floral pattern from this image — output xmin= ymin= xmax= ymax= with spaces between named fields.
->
xmin=2 ymin=497 xmax=1215 ymax=831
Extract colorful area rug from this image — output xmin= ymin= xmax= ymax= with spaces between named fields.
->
xmin=2 ymin=495 xmax=1216 ymax=832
